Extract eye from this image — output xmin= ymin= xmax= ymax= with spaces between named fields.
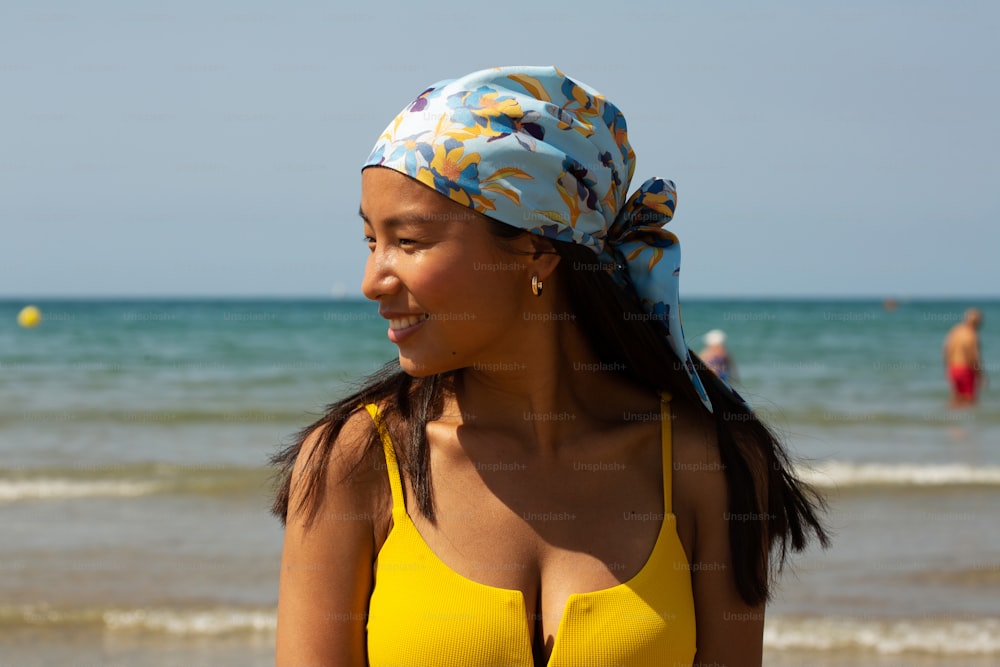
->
xmin=398 ymin=238 xmax=417 ymax=247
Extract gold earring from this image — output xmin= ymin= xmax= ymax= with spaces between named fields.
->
xmin=531 ymin=275 xmax=543 ymax=297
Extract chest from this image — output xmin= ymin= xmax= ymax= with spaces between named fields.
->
xmin=367 ymin=505 xmax=696 ymax=667
xmin=369 ymin=443 xmax=694 ymax=665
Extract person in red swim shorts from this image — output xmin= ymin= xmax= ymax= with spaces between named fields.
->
xmin=943 ymin=308 xmax=985 ymax=406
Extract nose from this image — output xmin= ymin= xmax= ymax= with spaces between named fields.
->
xmin=361 ymin=245 xmax=400 ymax=302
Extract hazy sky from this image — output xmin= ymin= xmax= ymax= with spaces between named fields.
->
xmin=2 ymin=0 xmax=997 ymax=298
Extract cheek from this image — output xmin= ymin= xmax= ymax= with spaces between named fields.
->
xmin=409 ymin=262 xmax=462 ymax=307
xmin=407 ymin=244 xmax=528 ymax=323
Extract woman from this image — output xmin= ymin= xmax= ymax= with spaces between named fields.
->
xmin=272 ymin=66 xmax=826 ymax=666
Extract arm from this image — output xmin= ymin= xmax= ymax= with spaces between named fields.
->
xmin=276 ymin=412 xmax=384 ymax=667
xmin=689 ymin=464 xmax=765 ymax=666
xmin=969 ymin=335 xmax=984 ymax=378
xmin=973 ymin=342 xmax=987 ymax=389
xmin=675 ymin=426 xmax=764 ymax=667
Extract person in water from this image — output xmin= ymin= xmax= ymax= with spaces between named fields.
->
xmin=700 ymin=329 xmax=736 ymax=384
xmin=943 ymin=308 xmax=985 ymax=406
xmin=271 ymin=66 xmax=827 ymax=667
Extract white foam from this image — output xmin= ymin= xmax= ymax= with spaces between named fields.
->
xmin=9 ymin=604 xmax=1000 ymax=652
xmin=796 ymin=461 xmax=1000 ymax=489
xmin=0 ymin=479 xmax=161 ymax=502
xmin=765 ymin=616 xmax=1000 ymax=654
xmin=103 ymin=608 xmax=276 ymax=635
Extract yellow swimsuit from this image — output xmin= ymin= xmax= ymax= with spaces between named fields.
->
xmin=364 ymin=400 xmax=697 ymax=666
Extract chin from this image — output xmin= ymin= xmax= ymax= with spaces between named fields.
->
xmin=397 ymin=354 xmax=451 ymax=378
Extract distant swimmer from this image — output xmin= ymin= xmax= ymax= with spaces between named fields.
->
xmin=943 ymin=308 xmax=985 ymax=407
xmin=700 ymin=329 xmax=737 ymax=384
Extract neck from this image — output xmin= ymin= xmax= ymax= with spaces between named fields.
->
xmin=450 ymin=314 xmax=653 ymax=457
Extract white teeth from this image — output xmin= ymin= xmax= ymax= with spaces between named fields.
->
xmin=389 ymin=314 xmax=428 ymax=330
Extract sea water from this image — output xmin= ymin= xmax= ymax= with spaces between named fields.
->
xmin=1 ymin=298 xmax=998 ymax=666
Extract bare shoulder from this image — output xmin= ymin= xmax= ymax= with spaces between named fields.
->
xmin=276 ymin=406 xmax=391 ymax=666
xmin=287 ymin=406 xmax=391 ymax=535
xmin=670 ymin=401 xmax=726 ymax=531
xmin=670 ymin=401 xmax=766 ymax=666
xmin=949 ymin=323 xmax=976 ymax=344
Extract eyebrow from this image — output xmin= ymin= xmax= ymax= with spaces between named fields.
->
xmin=358 ymin=207 xmax=440 ymax=227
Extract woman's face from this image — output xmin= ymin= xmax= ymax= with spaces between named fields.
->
xmin=360 ymin=167 xmax=536 ymax=377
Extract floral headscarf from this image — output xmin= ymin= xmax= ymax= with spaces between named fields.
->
xmin=363 ymin=65 xmax=716 ymax=412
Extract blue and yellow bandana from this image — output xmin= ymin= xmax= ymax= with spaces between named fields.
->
xmin=363 ymin=65 xmax=714 ymax=411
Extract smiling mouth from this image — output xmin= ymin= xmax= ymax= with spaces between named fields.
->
xmin=389 ymin=313 xmax=430 ymax=330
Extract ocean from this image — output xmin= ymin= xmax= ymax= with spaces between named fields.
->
xmin=1 ymin=298 xmax=998 ymax=666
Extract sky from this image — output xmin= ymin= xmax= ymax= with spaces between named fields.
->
xmin=2 ymin=0 xmax=998 ymax=298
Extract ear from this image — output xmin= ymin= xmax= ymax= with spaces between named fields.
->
xmin=525 ymin=235 xmax=561 ymax=281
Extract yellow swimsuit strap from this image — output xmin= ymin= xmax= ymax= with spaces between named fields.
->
xmin=364 ymin=403 xmax=405 ymax=512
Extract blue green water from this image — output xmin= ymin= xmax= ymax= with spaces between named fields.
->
xmin=1 ymin=298 xmax=999 ymax=665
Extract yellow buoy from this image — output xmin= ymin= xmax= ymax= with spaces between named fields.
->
xmin=17 ymin=305 xmax=42 ymax=328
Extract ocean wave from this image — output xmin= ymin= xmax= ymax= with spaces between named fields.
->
xmin=776 ymin=408 xmax=1000 ymax=428
xmin=0 ymin=604 xmax=276 ymax=636
xmin=4 ymin=604 xmax=1000 ymax=653
xmin=5 ymin=460 xmax=998 ymax=503
xmin=796 ymin=461 xmax=1000 ymax=489
xmin=764 ymin=615 xmax=1000 ymax=655
xmin=0 ymin=479 xmax=162 ymax=502
xmin=104 ymin=608 xmax=276 ymax=635
xmin=0 ymin=463 xmax=271 ymax=503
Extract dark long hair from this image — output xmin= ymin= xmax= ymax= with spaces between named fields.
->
xmin=271 ymin=222 xmax=828 ymax=606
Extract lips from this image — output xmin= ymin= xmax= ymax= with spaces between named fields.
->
xmin=388 ymin=313 xmax=429 ymax=330
xmin=380 ymin=312 xmax=430 ymax=344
